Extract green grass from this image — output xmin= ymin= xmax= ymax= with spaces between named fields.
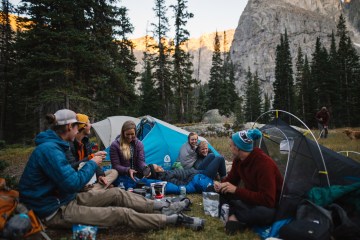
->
xmin=1 ymin=128 xmax=360 ymax=239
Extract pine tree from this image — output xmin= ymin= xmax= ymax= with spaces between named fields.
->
xmin=251 ymin=71 xmax=262 ymax=120
xmin=195 ymin=84 xmax=208 ymax=122
xmin=0 ymin=0 xmax=15 ymax=140
xmin=13 ymin=0 xmax=136 ymax=139
xmin=170 ymin=0 xmax=197 ymax=122
xmin=234 ymin=97 xmax=244 ymax=126
xmin=139 ymin=35 xmax=159 ymax=117
xmin=207 ymin=31 xmax=223 ymax=110
xmin=328 ymin=31 xmax=340 ymax=127
xmin=262 ymin=93 xmax=271 ymax=123
xmin=303 ymin=56 xmax=315 ymax=127
xmin=336 ymin=14 xmax=360 ymax=126
xmin=294 ymin=46 xmax=304 ymax=119
xmin=218 ymin=49 xmax=238 ymax=117
xmin=244 ymin=68 xmax=261 ymax=122
xmin=273 ymin=29 xmax=294 ymax=122
xmin=151 ymin=0 xmax=173 ymax=120
xmin=95 ymin=4 xmax=138 ymax=118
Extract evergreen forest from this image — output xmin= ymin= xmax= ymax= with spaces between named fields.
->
xmin=1 ymin=0 xmax=359 ymax=144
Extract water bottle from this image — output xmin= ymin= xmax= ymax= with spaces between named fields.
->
xmin=179 ymin=185 xmax=186 ymax=198
xmin=118 ymin=182 xmax=125 ymax=190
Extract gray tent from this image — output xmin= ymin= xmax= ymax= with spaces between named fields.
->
xmin=92 ymin=116 xmax=140 ymax=148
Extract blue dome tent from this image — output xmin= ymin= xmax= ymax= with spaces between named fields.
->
xmin=92 ymin=115 xmax=219 ymax=169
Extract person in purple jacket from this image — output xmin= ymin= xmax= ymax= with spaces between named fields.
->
xmin=110 ymin=120 xmax=151 ymax=181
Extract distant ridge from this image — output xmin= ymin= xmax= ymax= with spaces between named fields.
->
xmin=131 ymin=29 xmax=235 ymax=84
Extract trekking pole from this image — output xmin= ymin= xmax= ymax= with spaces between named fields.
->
xmin=317 ymin=129 xmax=324 ymax=141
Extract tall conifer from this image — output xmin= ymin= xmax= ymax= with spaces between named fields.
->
xmin=170 ymin=0 xmax=197 ymax=122
xmin=207 ymin=31 xmax=222 ymax=110
xmin=152 ymin=0 xmax=173 ymax=120
xmin=273 ymin=29 xmax=295 ymax=121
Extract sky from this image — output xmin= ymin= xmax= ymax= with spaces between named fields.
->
xmin=121 ymin=0 xmax=248 ymax=39
xmin=9 ymin=0 xmax=248 ymax=39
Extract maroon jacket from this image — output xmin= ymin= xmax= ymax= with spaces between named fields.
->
xmin=222 ymin=147 xmax=283 ymax=208
xmin=110 ymin=136 xmax=147 ymax=176
xmin=316 ymin=109 xmax=330 ymax=126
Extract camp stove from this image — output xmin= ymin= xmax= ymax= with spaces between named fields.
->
xmin=150 ymin=181 xmax=167 ymax=199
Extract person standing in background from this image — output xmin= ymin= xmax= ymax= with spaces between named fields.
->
xmin=315 ymin=107 xmax=330 ymax=138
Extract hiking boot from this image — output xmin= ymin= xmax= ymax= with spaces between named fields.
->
xmin=177 ymin=213 xmax=205 ymax=231
xmin=225 ymin=221 xmax=246 ymax=235
xmin=167 ymin=197 xmax=191 ymax=211
xmin=161 ymin=198 xmax=190 ymax=216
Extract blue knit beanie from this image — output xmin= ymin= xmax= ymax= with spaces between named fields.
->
xmin=231 ymin=129 xmax=262 ymax=152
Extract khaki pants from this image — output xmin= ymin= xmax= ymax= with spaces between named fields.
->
xmin=91 ymin=169 xmax=118 ymax=191
xmin=44 ymin=188 xmax=167 ymax=230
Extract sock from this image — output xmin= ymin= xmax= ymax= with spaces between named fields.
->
xmin=166 ymin=214 xmax=179 ymax=225
xmin=153 ymin=200 xmax=169 ymax=210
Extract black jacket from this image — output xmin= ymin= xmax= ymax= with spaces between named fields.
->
xmin=67 ymin=137 xmax=104 ymax=178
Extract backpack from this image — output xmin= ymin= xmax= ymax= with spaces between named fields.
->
xmin=0 ymin=178 xmax=18 ymax=230
xmin=279 ymin=200 xmax=333 ymax=240
xmin=329 ymin=203 xmax=360 ymax=240
xmin=0 ymin=178 xmax=46 ymax=238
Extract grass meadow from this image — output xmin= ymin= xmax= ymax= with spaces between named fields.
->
xmin=0 ymin=127 xmax=359 ymax=239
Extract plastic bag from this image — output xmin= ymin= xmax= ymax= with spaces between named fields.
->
xmin=202 ymin=192 xmax=219 ymax=217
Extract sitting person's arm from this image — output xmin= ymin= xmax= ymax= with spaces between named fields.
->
xmin=133 ymin=140 xmax=151 ymax=177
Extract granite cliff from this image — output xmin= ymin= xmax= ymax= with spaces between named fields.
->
xmin=230 ymin=0 xmax=360 ymax=97
xmin=131 ymin=30 xmax=235 ymax=85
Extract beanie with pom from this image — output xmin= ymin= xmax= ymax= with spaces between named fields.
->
xmin=231 ymin=129 xmax=262 ymax=152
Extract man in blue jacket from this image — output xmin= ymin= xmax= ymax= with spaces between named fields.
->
xmin=19 ymin=109 xmax=204 ymax=230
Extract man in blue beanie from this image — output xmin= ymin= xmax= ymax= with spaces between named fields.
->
xmin=214 ymin=129 xmax=283 ymax=235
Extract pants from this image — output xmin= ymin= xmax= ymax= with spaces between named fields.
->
xmin=220 ymin=195 xmax=276 ymax=227
xmin=44 ymin=188 xmax=166 ymax=230
xmin=195 ymin=153 xmax=227 ymax=178
xmin=91 ymin=169 xmax=118 ymax=191
xmin=318 ymin=123 xmax=328 ymax=138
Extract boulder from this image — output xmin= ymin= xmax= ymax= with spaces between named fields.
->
xmin=202 ymin=109 xmax=235 ymax=124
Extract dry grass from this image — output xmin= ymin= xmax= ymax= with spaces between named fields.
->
xmin=1 ymin=128 xmax=360 ymax=239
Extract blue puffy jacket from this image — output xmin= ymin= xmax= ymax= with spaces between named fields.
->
xmin=19 ymin=130 xmax=97 ymax=218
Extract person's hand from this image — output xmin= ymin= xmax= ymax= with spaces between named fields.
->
xmin=98 ymin=176 xmax=108 ymax=186
xmin=220 ymin=182 xmax=237 ymax=194
xmin=214 ymin=181 xmax=222 ymax=192
xmin=94 ymin=151 xmax=107 ymax=159
xmin=128 ymin=169 xmax=137 ymax=181
xmin=91 ymin=156 xmax=103 ymax=166
xmin=324 ymin=125 xmax=328 ymax=129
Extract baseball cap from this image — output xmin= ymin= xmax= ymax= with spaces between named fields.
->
xmin=54 ymin=109 xmax=83 ymax=125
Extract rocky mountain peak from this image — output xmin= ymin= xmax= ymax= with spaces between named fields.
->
xmin=230 ymin=0 xmax=360 ymax=98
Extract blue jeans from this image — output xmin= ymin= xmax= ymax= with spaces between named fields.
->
xmin=195 ymin=153 xmax=226 ymax=179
